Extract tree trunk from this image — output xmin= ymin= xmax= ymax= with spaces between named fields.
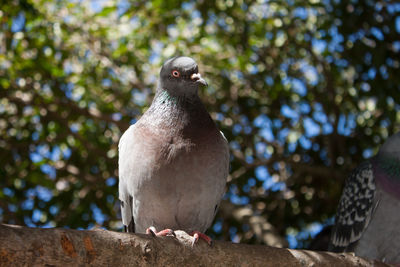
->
xmin=0 ymin=224 xmax=389 ymax=266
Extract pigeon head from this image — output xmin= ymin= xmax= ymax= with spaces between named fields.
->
xmin=378 ymin=132 xmax=400 ymax=160
xmin=159 ymin=57 xmax=208 ymax=97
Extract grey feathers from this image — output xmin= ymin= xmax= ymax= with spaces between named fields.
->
xmin=329 ymin=133 xmax=400 ymax=263
xmin=329 ymin=161 xmax=377 ymax=252
xmin=118 ymin=57 xmax=229 ymax=235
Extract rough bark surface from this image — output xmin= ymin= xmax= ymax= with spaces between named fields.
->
xmin=0 ymin=224 xmax=390 ymax=266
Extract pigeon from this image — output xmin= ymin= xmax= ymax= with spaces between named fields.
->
xmin=329 ymin=132 xmax=400 ymax=263
xmin=118 ymin=56 xmax=229 ymax=245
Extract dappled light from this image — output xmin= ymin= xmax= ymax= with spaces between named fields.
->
xmin=1 ymin=0 xmax=399 ymax=249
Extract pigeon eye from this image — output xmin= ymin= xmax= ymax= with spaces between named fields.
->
xmin=172 ymin=70 xmax=180 ymax=78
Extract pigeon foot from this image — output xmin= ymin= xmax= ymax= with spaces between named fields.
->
xmin=190 ymin=231 xmax=213 ymax=246
xmin=146 ymin=226 xmax=176 ymax=237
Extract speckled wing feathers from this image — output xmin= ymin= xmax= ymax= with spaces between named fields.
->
xmin=329 ymin=161 xmax=377 ymax=252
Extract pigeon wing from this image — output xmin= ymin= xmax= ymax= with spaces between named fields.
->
xmin=329 ymin=161 xmax=378 ymax=252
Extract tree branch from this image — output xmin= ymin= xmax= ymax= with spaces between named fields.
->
xmin=0 ymin=224 xmax=388 ymax=266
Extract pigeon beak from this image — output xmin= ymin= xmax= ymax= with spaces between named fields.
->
xmin=191 ymin=73 xmax=208 ymax=87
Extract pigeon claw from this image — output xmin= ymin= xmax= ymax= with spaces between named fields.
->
xmin=146 ymin=226 xmax=157 ymax=236
xmin=146 ymin=227 xmax=176 ymax=237
xmin=190 ymin=231 xmax=213 ymax=246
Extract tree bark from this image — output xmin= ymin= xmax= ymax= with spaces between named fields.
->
xmin=0 ymin=224 xmax=389 ymax=266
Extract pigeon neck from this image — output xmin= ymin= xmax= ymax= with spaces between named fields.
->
xmin=156 ymin=89 xmax=192 ymax=102
xmin=373 ymin=156 xmax=400 ymax=200
xmin=153 ymin=89 xmax=201 ymax=108
xmin=146 ymin=88 xmax=216 ymax=139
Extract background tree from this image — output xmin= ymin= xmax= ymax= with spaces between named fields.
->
xmin=1 ymin=0 xmax=399 ymax=249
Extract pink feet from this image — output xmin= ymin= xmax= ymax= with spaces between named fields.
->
xmin=145 ymin=227 xmax=213 ymax=246
xmin=190 ymin=231 xmax=213 ymax=246
xmin=146 ymin=226 xmax=175 ymax=237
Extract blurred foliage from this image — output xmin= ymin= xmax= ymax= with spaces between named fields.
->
xmin=1 ymin=0 xmax=399 ymax=249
